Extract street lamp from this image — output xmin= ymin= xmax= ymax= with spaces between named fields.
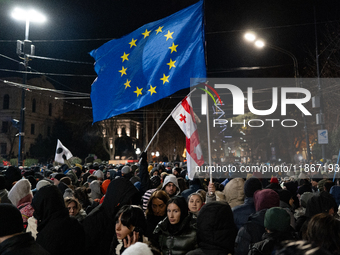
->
xmin=12 ymin=7 xmax=46 ymax=166
xmin=244 ymin=31 xmax=311 ymax=161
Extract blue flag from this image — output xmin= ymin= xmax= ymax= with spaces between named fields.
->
xmin=90 ymin=0 xmax=206 ymax=123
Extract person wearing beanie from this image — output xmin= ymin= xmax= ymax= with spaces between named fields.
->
xmin=31 ymin=185 xmax=86 ymax=255
xmin=235 ymin=189 xmax=280 ymax=255
xmin=249 ymin=207 xmax=296 ymax=255
xmin=89 ymin=180 xmax=103 ymax=201
xmin=0 ymin=175 xmax=11 ymax=204
xmin=265 ymin=177 xmax=282 ymax=190
xmin=36 ymin=180 xmax=52 ymax=191
xmin=187 ymin=201 xmax=237 ymax=255
xmin=94 ymin=170 xmax=104 ymax=181
xmin=8 ymin=179 xmax=34 ymax=230
xmin=0 ymin=204 xmax=49 ymax=254
xmin=153 ymin=196 xmax=197 ymax=255
xmin=232 ymin=177 xmax=262 ymax=230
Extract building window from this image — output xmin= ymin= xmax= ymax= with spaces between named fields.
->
xmin=32 ymin=99 xmax=36 ymax=113
xmin=1 ymin=121 xmax=8 ymax=133
xmin=3 ymin=94 xmax=9 ymax=109
xmin=48 ymin=103 xmax=52 ymax=116
xmin=0 ymin=143 xmax=6 ymax=155
xmin=31 ymin=124 xmax=35 ymax=135
xmin=47 ymin=126 xmax=51 ymax=136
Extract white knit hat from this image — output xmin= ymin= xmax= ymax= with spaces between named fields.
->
xmin=8 ymin=179 xmax=32 ymax=206
xmin=94 ymin=170 xmax=104 ymax=179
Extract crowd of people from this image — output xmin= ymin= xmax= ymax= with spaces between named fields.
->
xmin=0 ymin=154 xmax=339 ymax=255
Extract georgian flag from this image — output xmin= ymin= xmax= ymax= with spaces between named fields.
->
xmin=54 ymin=139 xmax=73 ymax=164
xmin=172 ymin=96 xmax=204 ymax=179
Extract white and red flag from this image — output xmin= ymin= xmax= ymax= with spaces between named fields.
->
xmin=172 ymin=96 xmax=204 ymax=179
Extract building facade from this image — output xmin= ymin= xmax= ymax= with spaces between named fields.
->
xmin=0 ymin=76 xmax=63 ymax=159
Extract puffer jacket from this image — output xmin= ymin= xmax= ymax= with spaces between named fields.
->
xmin=153 ymin=213 xmax=197 ymax=255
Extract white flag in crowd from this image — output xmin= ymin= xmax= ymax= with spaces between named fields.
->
xmin=172 ymin=96 xmax=204 ymax=179
xmin=54 ymin=139 xmax=73 ymax=164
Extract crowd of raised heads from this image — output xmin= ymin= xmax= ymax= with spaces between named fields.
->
xmin=0 ymin=154 xmax=340 ymax=255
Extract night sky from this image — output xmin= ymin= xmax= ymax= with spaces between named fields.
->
xmin=1 ymin=0 xmax=339 ymax=96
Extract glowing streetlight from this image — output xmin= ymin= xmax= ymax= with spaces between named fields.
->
xmin=254 ymin=40 xmax=265 ymax=48
xmin=12 ymin=8 xmax=46 ymax=40
xmin=244 ymin=32 xmax=256 ymax=42
xmin=12 ymin=7 xmax=46 ymax=166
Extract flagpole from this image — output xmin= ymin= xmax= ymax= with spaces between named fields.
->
xmin=202 ymin=0 xmax=212 ymax=183
xmin=140 ymin=88 xmax=197 ymax=161
xmin=205 ymin=85 xmax=213 ymax=183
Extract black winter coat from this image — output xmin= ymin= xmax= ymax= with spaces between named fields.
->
xmin=82 ymin=178 xmax=141 ymax=255
xmin=31 ymin=185 xmax=86 ymax=255
xmin=153 ymin=213 xmax=197 ymax=255
xmin=0 ymin=233 xmax=50 ymax=255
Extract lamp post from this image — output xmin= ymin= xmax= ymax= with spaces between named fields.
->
xmin=11 ymin=7 xmax=46 ymax=166
xmin=244 ymin=32 xmax=311 ymax=161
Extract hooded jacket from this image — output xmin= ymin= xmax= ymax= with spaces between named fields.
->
xmin=82 ymin=177 xmax=141 ymax=255
xmin=223 ymin=178 xmax=245 ymax=208
xmin=31 ymin=185 xmax=86 ymax=255
xmin=187 ymin=201 xmax=237 ymax=255
xmin=162 ymin=174 xmax=180 ymax=196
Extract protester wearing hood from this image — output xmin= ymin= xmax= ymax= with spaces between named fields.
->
xmin=82 ymin=177 xmax=141 ymax=255
xmin=249 ymin=207 xmax=296 ymax=255
xmin=235 ymin=189 xmax=280 ymax=255
xmin=150 ymin=168 xmax=159 ymax=177
xmin=64 ymin=197 xmax=87 ymax=222
xmin=187 ymin=193 xmax=204 ymax=215
xmin=4 ymin=166 xmax=21 ymax=191
xmin=162 ymin=174 xmax=180 ymax=197
xmin=89 ymin=180 xmax=103 ymax=201
xmin=153 ymin=196 xmax=197 ymax=255
xmin=31 ymin=185 xmax=86 ymax=255
xmin=232 ymin=177 xmax=262 ymax=230
xmin=223 ymin=177 xmax=245 ymax=209
xmin=94 ymin=170 xmax=104 ymax=181
xmin=0 ymin=204 xmax=49 ymax=254
xmin=0 ymin=175 xmax=10 ymax=204
xmin=8 ymin=179 xmax=34 ymax=230
xmin=187 ymin=201 xmax=237 ymax=255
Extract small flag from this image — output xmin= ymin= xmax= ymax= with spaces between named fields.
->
xmin=90 ymin=0 xmax=206 ymax=123
xmin=54 ymin=139 xmax=73 ymax=164
xmin=172 ymin=96 xmax=204 ymax=179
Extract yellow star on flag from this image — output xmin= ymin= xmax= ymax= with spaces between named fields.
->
xmin=129 ymin=38 xmax=137 ymax=48
xmin=121 ymin=52 xmax=129 ymax=62
xmin=167 ymin=59 xmax=176 ymax=70
xmin=160 ymin=74 xmax=170 ymax=84
xmin=164 ymin=30 xmax=174 ymax=41
xmin=124 ymin=79 xmax=131 ymax=89
xmin=142 ymin=29 xmax=151 ymax=39
xmin=169 ymin=42 xmax=178 ymax=53
xmin=134 ymin=87 xmax=143 ymax=97
xmin=148 ymin=85 xmax=157 ymax=95
xmin=155 ymin=26 xmax=164 ymax=34
xmin=119 ymin=66 xmax=127 ymax=76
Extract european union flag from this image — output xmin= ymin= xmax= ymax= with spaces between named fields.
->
xmin=90 ymin=0 xmax=206 ymax=123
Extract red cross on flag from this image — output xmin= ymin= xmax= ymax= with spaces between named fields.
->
xmin=172 ymin=96 xmax=204 ymax=179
